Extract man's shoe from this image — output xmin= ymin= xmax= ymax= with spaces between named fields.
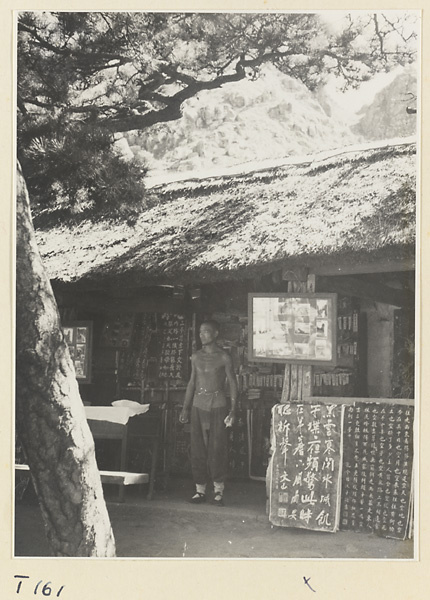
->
xmin=189 ymin=492 xmax=206 ymax=504
xmin=212 ymin=492 xmax=224 ymax=506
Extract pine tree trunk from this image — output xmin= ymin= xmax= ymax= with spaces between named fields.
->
xmin=15 ymin=163 xmax=116 ymax=557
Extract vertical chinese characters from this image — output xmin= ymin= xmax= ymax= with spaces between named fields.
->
xmin=269 ymin=402 xmax=343 ymax=532
xmin=340 ymin=402 xmax=414 ymax=539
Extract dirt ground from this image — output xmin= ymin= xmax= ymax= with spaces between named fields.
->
xmin=14 ymin=478 xmax=414 ymax=559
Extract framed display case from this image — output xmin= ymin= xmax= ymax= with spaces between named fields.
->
xmin=248 ymin=293 xmax=338 ymax=366
xmin=62 ymin=321 xmax=93 ymax=383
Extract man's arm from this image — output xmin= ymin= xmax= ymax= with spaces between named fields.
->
xmin=179 ymin=355 xmax=196 ymax=423
xmin=224 ymin=353 xmax=238 ymax=426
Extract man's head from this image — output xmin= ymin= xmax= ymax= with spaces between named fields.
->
xmin=199 ymin=320 xmax=220 ymax=346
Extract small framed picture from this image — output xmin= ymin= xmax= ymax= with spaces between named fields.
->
xmin=61 ymin=321 xmax=93 ymax=383
xmin=316 ymin=319 xmax=328 ymax=338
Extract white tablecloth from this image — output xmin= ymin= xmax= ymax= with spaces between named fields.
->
xmin=85 ymin=404 xmax=150 ymax=426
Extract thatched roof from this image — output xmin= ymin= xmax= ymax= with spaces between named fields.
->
xmin=36 ymin=140 xmax=416 ymax=288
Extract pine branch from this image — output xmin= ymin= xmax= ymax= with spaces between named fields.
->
xmin=18 ymin=22 xmax=131 ymax=66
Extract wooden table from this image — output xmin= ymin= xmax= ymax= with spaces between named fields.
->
xmin=86 ymin=408 xmax=161 ymax=502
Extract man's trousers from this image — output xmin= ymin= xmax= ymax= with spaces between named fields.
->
xmin=190 ymin=403 xmax=228 ymax=485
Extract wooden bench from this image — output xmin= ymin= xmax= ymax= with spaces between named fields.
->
xmin=15 ymin=464 xmax=149 ymax=503
xmin=97 ymin=471 xmax=149 ymax=486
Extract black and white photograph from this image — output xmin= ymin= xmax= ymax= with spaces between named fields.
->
xmin=62 ymin=327 xmax=74 ymax=346
xmin=316 ymin=320 xmax=328 ymax=338
xmin=294 ymin=319 xmax=311 ymax=336
xmin=14 ymin=8 xmax=418 ymax=569
xmin=316 ymin=299 xmax=329 ymax=319
xmin=76 ymin=328 xmax=88 ymax=345
xmin=75 ymin=344 xmax=86 ymax=362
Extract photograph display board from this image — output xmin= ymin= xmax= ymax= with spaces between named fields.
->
xmin=62 ymin=321 xmax=93 ymax=383
xmin=340 ymin=402 xmax=414 ymax=539
xmin=269 ymin=402 xmax=344 ymax=532
xmin=248 ymin=293 xmax=337 ymax=365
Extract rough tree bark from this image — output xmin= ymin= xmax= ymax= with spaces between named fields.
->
xmin=15 ymin=163 xmax=116 ymax=557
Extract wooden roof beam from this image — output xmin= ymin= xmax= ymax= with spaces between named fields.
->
xmin=317 ymin=275 xmax=415 ymax=309
xmin=311 ymin=257 xmax=415 ymax=276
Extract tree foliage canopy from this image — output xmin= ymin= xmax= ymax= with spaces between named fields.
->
xmin=17 ymin=11 xmax=418 ymax=220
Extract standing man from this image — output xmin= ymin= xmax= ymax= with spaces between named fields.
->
xmin=179 ymin=320 xmax=237 ymax=506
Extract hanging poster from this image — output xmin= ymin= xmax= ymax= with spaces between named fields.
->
xmin=119 ymin=313 xmax=155 ymax=383
xmin=269 ymin=402 xmax=344 ymax=532
xmin=62 ymin=321 xmax=93 ymax=383
xmin=340 ymin=402 xmax=414 ymax=540
xmin=248 ymin=293 xmax=337 ymax=365
xmin=100 ymin=313 xmax=135 ymax=348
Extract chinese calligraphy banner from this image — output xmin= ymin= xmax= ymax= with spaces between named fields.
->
xmin=157 ymin=314 xmax=188 ymax=381
xmin=340 ymin=402 xmax=414 ymax=540
xmin=269 ymin=402 xmax=344 ymax=532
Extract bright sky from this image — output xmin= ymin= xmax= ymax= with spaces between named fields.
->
xmin=324 ymin=67 xmax=404 ymax=118
xmin=318 ymin=10 xmax=419 ymax=117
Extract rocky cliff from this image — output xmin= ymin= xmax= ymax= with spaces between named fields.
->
xmin=119 ymin=64 xmax=417 ymax=176
xmin=124 ymin=65 xmax=359 ymax=175
xmin=353 ymin=67 xmax=417 ymax=141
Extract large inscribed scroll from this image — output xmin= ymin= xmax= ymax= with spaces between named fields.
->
xmin=340 ymin=402 xmax=414 ymax=539
xmin=269 ymin=402 xmax=344 ymax=532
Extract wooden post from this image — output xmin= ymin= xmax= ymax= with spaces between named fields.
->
xmin=279 ymin=270 xmax=315 ymax=403
xmin=302 ymin=273 xmax=315 ymax=400
xmin=297 ymin=364 xmax=304 ymax=401
xmin=280 ymin=364 xmax=291 ymax=403
xmin=302 ymin=366 xmax=312 ymax=398
xmin=191 ymin=312 xmax=197 ymax=353
xmin=290 ymin=365 xmax=298 ymax=401
xmin=118 ymin=426 xmax=128 ymax=503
